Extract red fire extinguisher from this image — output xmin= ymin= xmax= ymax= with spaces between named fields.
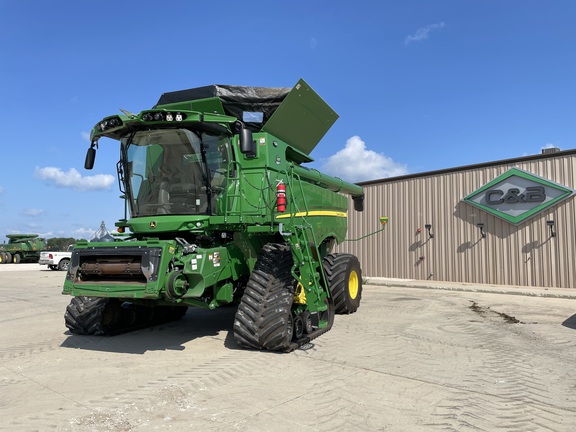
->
xmin=276 ymin=180 xmax=286 ymax=213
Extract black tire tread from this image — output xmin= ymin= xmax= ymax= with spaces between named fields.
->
xmin=65 ymin=296 xmax=108 ymax=335
xmin=65 ymin=296 xmax=188 ymax=335
xmin=323 ymin=253 xmax=362 ymax=314
xmin=233 ymin=243 xmax=295 ymax=351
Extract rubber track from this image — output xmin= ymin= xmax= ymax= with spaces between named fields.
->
xmin=234 ymin=243 xmax=336 ymax=352
xmin=65 ymin=296 xmax=187 ymax=336
xmin=65 ymin=296 xmax=109 ymax=335
xmin=233 ymin=243 xmax=295 ymax=351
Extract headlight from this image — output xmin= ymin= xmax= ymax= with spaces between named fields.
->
xmin=98 ymin=116 xmax=123 ymax=131
xmin=141 ymin=111 xmax=187 ymax=123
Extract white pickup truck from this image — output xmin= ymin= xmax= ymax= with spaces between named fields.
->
xmin=39 ymin=245 xmax=73 ymax=271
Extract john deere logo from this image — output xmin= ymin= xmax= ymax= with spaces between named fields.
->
xmin=149 ymin=221 xmax=156 ymax=229
xmin=463 ymin=168 xmax=575 ymax=225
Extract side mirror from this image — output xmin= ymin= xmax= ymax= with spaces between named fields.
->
xmin=84 ymin=146 xmax=96 ymax=170
xmin=353 ymin=195 xmax=364 ymax=212
xmin=239 ymin=128 xmax=256 ymax=157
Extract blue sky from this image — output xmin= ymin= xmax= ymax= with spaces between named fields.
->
xmin=1 ymin=1 xmax=575 ymax=241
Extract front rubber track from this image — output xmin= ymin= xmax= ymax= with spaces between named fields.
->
xmin=65 ymin=296 xmax=187 ymax=335
xmin=233 ymin=243 xmax=295 ymax=351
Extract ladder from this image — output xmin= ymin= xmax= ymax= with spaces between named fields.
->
xmin=223 ymin=162 xmax=243 ymax=222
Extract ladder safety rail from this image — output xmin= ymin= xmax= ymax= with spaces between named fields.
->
xmin=223 ymin=161 xmax=242 ymax=222
xmin=288 ymin=224 xmax=329 ymax=315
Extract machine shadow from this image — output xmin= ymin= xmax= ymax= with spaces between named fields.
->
xmin=561 ymin=313 xmax=576 ymax=330
xmin=60 ymin=307 xmax=238 ymax=354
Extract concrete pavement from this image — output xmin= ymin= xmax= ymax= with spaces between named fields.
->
xmin=367 ymin=276 xmax=576 ymax=299
xmin=1 ymin=267 xmax=576 ymax=431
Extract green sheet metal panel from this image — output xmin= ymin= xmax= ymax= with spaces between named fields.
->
xmin=157 ymin=97 xmax=226 ymax=116
xmin=262 ymin=79 xmax=339 ymax=156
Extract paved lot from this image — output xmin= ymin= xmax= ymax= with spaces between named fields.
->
xmin=1 ymin=264 xmax=576 ymax=431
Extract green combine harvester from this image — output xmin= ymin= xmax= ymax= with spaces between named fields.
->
xmin=0 ymin=234 xmax=46 ymax=264
xmin=63 ymin=79 xmax=365 ymax=351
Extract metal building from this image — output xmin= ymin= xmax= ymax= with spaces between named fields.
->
xmin=338 ymin=148 xmax=576 ymax=288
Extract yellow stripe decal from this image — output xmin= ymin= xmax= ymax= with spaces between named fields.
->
xmin=276 ymin=211 xmax=347 ymax=219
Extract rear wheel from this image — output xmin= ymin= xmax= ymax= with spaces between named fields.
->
xmin=323 ymin=253 xmax=362 ymax=314
xmin=12 ymin=254 xmax=21 ymax=264
xmin=58 ymin=258 xmax=70 ymax=271
xmin=0 ymin=252 xmax=6 ymax=264
xmin=233 ymin=243 xmax=295 ymax=351
xmin=5 ymin=252 xmax=12 ymax=263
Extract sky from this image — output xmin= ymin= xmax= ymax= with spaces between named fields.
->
xmin=1 ymin=1 xmax=575 ymax=241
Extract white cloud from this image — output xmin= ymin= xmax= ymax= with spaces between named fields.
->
xmin=541 ymin=142 xmax=560 ymax=151
xmin=81 ymin=131 xmax=91 ymax=142
xmin=34 ymin=166 xmax=115 ymax=191
xmin=322 ymin=136 xmax=408 ymax=183
xmin=73 ymin=227 xmax=99 ymax=238
xmin=405 ymin=22 xmax=445 ymax=45
xmin=21 ymin=208 xmax=46 ymax=217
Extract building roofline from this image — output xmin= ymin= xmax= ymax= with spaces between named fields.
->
xmin=357 ymin=148 xmax=576 ymax=186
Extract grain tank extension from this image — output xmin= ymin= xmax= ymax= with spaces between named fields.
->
xmin=63 ymin=79 xmax=365 ymax=352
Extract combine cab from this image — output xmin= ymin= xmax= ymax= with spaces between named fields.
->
xmin=63 ymin=79 xmax=365 ymax=351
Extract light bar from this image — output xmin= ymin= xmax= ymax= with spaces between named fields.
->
xmin=141 ymin=111 xmax=187 ymax=122
xmin=98 ymin=116 xmax=123 ymax=132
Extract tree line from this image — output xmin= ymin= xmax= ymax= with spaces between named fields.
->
xmin=46 ymin=237 xmax=87 ymax=251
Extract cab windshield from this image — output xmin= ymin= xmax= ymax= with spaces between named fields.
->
xmin=121 ymin=129 xmax=231 ymax=217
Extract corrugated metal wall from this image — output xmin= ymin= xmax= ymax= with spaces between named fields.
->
xmin=336 ymin=152 xmax=576 ymax=288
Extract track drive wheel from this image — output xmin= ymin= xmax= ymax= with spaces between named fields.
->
xmin=233 ymin=243 xmax=295 ymax=351
xmin=323 ymin=253 xmax=362 ymax=314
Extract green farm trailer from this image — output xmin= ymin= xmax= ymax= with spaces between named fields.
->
xmin=0 ymin=234 xmax=47 ymax=264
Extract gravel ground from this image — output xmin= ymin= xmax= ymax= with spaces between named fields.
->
xmin=1 ymin=266 xmax=576 ymax=431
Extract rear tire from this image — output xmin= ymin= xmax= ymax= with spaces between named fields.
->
xmin=323 ymin=253 xmax=362 ymax=314
xmin=0 ymin=252 xmax=6 ymax=264
xmin=233 ymin=243 xmax=295 ymax=351
xmin=12 ymin=254 xmax=21 ymax=264
xmin=58 ymin=258 xmax=70 ymax=271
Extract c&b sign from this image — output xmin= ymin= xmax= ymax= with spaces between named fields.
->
xmin=463 ymin=168 xmax=574 ymax=225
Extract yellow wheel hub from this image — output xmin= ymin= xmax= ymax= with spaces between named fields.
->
xmin=348 ymin=270 xmax=359 ymax=300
